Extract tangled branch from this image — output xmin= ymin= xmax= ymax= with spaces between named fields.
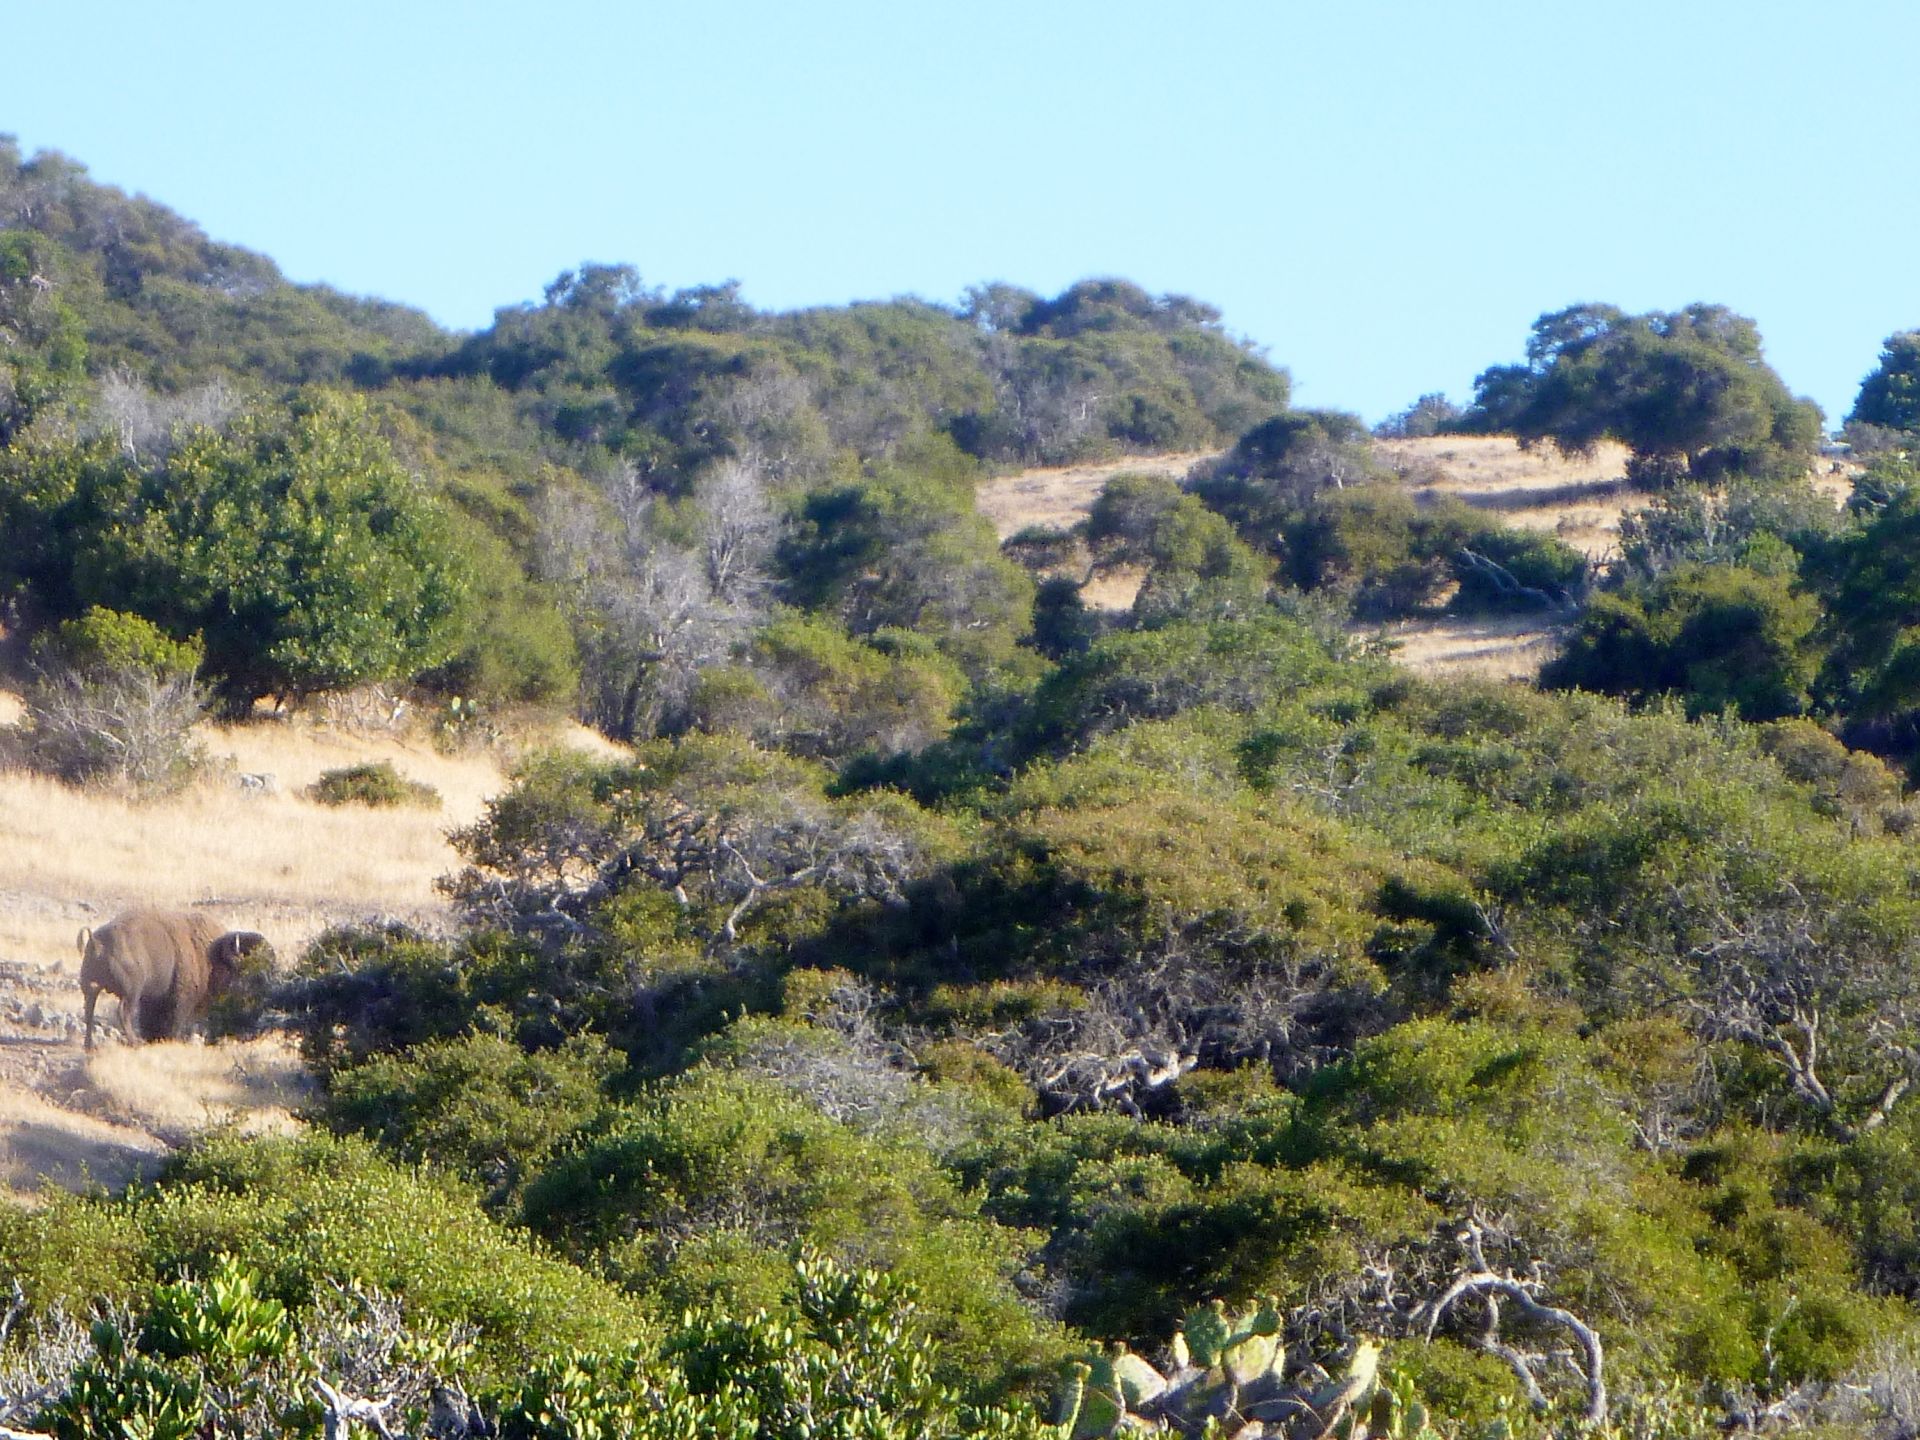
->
xmin=1415 ymin=1218 xmax=1607 ymax=1425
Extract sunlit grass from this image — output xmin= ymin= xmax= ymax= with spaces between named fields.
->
xmin=85 ymin=1033 xmax=310 ymax=1144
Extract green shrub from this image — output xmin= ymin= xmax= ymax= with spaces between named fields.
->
xmin=1447 ymin=522 xmax=1587 ymax=613
xmin=133 ymin=1132 xmax=652 ymax=1383
xmin=0 ymin=1193 xmax=151 ymax=1315
xmin=690 ymin=612 xmax=963 ymax=761
xmin=19 ymin=1253 xmax=1052 ymax=1439
xmin=1019 ymin=613 xmax=1376 ymax=752
xmin=304 ymin=759 xmax=440 ymax=809
xmin=40 ymin=606 xmax=205 ymax=679
xmin=423 ymin=512 xmax=579 ymax=706
xmin=1542 ymin=563 xmax=1821 ymax=720
xmin=520 ymin=1069 xmax=1062 ymax=1394
xmin=0 ymin=392 xmax=472 ymax=713
xmin=440 ymin=735 xmax=954 ymax=960
xmin=322 ymin=1030 xmax=618 ymax=1207
xmin=36 ymin=1323 xmax=211 ymax=1440
xmin=288 ymin=924 xmax=651 ymax=1077
xmin=25 ymin=1254 xmax=488 ymax=1440
xmin=499 ymin=1252 xmax=1054 ymax=1438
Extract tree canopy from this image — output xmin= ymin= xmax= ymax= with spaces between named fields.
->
xmin=0 ymin=390 xmax=469 ymax=709
xmin=1464 ymin=303 xmax=1822 ymax=484
xmin=1850 ymin=329 xmax=1920 ymax=434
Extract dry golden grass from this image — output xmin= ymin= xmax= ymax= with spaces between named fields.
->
xmin=1379 ymin=435 xmax=1858 ymax=558
xmin=1379 ymin=614 xmax=1571 ymax=681
xmin=1376 ymin=435 xmax=1637 ymax=560
xmin=85 ymin=1034 xmax=310 ymax=1145
xmin=0 ymin=1080 xmax=168 ymax=1203
xmin=1081 ymin=565 xmax=1146 ymax=614
xmin=0 ymin=711 xmax=624 ymax=958
xmin=543 ymin=718 xmax=634 ymax=762
xmin=0 ymin=766 xmax=455 ymax=976
xmin=975 ymin=452 xmax=1216 ymax=540
xmin=0 ymin=905 xmax=90 ymax=980
xmin=1376 ymin=433 xmax=1633 ymax=493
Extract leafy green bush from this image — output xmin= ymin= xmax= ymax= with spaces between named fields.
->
xmin=322 ymin=1030 xmax=618 ymax=1207
xmin=1446 ymin=521 xmax=1587 ymax=613
xmin=40 ymin=606 xmax=205 ymax=679
xmin=440 ymin=735 xmax=954 ymax=958
xmin=498 ymin=1252 xmax=1052 ymax=1438
xmin=1019 ymin=613 xmax=1377 ymax=753
xmin=134 ymin=1132 xmax=651 ymax=1382
xmin=304 ymin=759 xmax=440 ymax=809
xmin=1542 ymin=563 xmax=1822 ymax=720
xmin=690 ymin=611 xmax=964 ymax=761
xmin=22 ymin=1256 xmax=484 ymax=1440
xmin=288 ymin=923 xmax=654 ymax=1077
xmin=14 ymin=1250 xmax=1051 ymax=1440
xmin=778 ymin=451 xmax=1034 ymax=671
xmin=1265 ymin=487 xmax=1584 ymax=619
xmin=520 ymin=1068 xmax=1062 ymax=1393
xmin=1188 ymin=409 xmax=1383 ymax=545
xmin=0 ymin=1193 xmax=151 ymax=1315
xmin=0 ymin=228 xmax=87 ymax=443
xmin=424 ymin=512 xmax=579 ymax=706
xmin=0 ymin=391 xmax=471 ymax=713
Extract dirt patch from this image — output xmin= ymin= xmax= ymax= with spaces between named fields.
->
xmin=0 ymin=1083 xmax=169 ymax=1201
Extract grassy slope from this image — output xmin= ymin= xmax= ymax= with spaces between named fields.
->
xmin=0 ymin=697 xmax=621 ymax=1203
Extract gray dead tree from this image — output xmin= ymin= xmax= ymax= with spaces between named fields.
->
xmin=1649 ymin=877 xmax=1920 ymax=1143
xmin=537 ymin=459 xmax=767 ymax=739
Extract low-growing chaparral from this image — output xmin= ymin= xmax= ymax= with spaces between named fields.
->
xmin=11 ymin=137 xmax=1920 ymax=1440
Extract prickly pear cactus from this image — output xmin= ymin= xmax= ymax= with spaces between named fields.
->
xmin=1182 ymin=1301 xmax=1235 ymax=1370
xmin=1054 ymin=1304 xmax=1427 ymax=1440
xmin=1057 ymin=1300 xmax=1314 ymax=1438
xmin=1057 ymin=1360 xmax=1125 ymax=1437
xmin=1365 ymin=1371 xmax=1441 ymax=1440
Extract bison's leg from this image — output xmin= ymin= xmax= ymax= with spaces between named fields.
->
xmin=83 ymin=983 xmax=100 ymax=1051
xmin=120 ymin=982 xmax=148 ymax=1044
xmin=138 ymin=989 xmax=175 ymax=1042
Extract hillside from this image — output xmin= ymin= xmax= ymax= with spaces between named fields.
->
xmin=13 ymin=137 xmax=1920 ymax=1438
xmin=977 ymin=434 xmax=1861 ymax=679
xmin=973 ymin=435 xmax=1620 ymax=677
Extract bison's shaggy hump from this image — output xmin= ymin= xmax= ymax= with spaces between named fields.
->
xmin=78 ymin=907 xmax=247 ymax=1049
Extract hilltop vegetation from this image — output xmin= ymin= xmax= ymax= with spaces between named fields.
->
xmin=12 ymin=137 xmax=1920 ymax=1437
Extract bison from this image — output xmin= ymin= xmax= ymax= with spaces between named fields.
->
xmin=76 ymin=909 xmax=263 ymax=1049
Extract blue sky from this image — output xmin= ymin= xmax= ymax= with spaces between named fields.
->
xmin=9 ymin=1 xmax=1920 ymax=425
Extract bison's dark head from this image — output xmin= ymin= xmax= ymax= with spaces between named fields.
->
xmin=209 ymin=931 xmax=271 ymax=995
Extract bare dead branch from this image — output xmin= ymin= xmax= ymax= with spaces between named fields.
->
xmin=1417 ymin=1219 xmax=1607 ymax=1425
xmin=0 ymin=1284 xmax=24 ymax=1355
xmin=313 ymin=1376 xmax=400 ymax=1440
